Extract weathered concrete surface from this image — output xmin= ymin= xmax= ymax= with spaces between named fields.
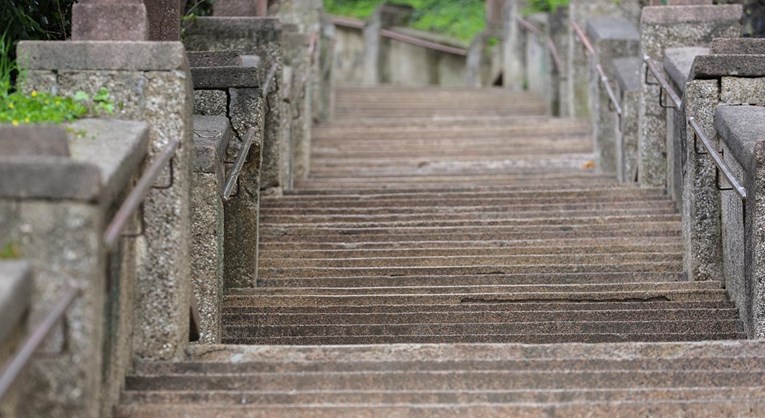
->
xmin=568 ymin=0 xmax=643 ymax=119
xmin=0 ymin=119 xmax=148 ymax=418
xmin=501 ymin=0 xmax=526 ymax=91
xmin=663 ymin=47 xmax=708 ymax=205
xmin=0 ymin=261 xmax=31 ymax=346
xmin=0 ymin=125 xmax=69 ymax=156
xmin=611 ymin=57 xmax=641 ymax=183
xmin=587 ymin=17 xmax=640 ymax=175
xmin=664 ymin=47 xmax=709 ymax=93
xmin=190 ymin=116 xmax=231 ymax=344
xmin=711 ymin=38 xmax=765 ymax=55
xmin=187 ymin=50 xmax=243 ymax=68
xmin=715 ymin=105 xmax=765 ymax=338
xmin=18 ymin=41 xmax=195 ymax=363
xmin=638 ymin=5 xmax=742 ymax=188
xmin=184 ymin=17 xmax=287 ymax=191
xmin=283 ymin=25 xmax=312 ymax=181
xmin=683 ymin=79 xmax=723 ymax=284
xmin=71 ymin=0 xmax=149 ymax=41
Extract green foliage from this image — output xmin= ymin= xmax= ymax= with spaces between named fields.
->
xmin=525 ymin=0 xmax=570 ymax=14
xmin=0 ymin=87 xmax=116 ymax=125
xmin=324 ymin=0 xmax=485 ymax=43
xmin=0 ymin=243 xmax=21 ymax=260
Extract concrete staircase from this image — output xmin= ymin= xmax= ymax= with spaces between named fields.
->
xmin=116 ymin=86 xmax=762 ymax=417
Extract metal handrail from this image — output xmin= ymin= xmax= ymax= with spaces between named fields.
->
xmin=327 ymin=15 xmax=467 ymax=56
xmin=380 ymin=29 xmax=468 ymax=56
xmin=103 ymin=139 xmax=180 ymax=249
xmin=221 ymin=63 xmax=278 ymax=201
xmin=570 ymin=21 xmax=622 ymax=116
xmin=223 ymin=127 xmax=256 ymax=201
xmin=0 ymin=285 xmax=80 ymax=401
xmin=514 ymin=16 xmax=563 ymax=73
xmin=643 ymin=55 xmax=683 ymax=109
xmin=688 ymin=117 xmax=747 ymax=201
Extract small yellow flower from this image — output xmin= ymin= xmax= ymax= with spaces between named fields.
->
xmin=24 ymin=118 xmax=30 ymax=123
xmin=7 ymin=103 xmax=13 ymax=109
xmin=31 ymin=90 xmax=38 ymax=97
xmin=11 ymin=120 xmax=19 ymax=126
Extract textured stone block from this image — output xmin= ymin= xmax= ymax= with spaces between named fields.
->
xmin=721 ymin=77 xmax=765 ymax=105
xmin=711 ymin=38 xmax=765 ymax=55
xmin=18 ymin=41 xmax=187 ymax=71
xmin=71 ymin=3 xmax=149 ymax=41
xmin=188 ymin=50 xmax=243 ymax=67
xmin=664 ymin=47 xmax=709 ymax=93
xmin=0 ymin=125 xmax=70 ymax=157
xmin=715 ymin=105 xmax=765 ymax=337
xmin=194 ymin=90 xmax=228 ymax=116
xmin=190 ymin=116 xmax=231 ymax=344
xmin=191 ymin=66 xmax=261 ymax=89
xmin=638 ymin=4 xmax=742 ymax=188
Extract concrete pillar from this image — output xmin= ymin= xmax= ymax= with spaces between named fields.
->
xmin=638 ymin=5 xmax=742 ymax=188
xmin=586 ymin=17 xmax=640 ymax=175
xmin=145 ymin=0 xmax=182 ymax=41
xmin=72 ymin=0 xmax=149 ymax=40
xmin=501 ymin=0 xmax=526 ymax=91
xmin=567 ymin=0 xmax=642 ymax=119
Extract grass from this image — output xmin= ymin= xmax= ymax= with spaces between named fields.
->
xmin=0 ymin=32 xmax=114 ymax=126
xmin=324 ymin=0 xmax=486 ymax=43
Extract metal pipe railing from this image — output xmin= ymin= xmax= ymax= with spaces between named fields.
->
xmin=221 ymin=63 xmax=278 ymax=201
xmin=327 ymin=15 xmax=467 ymax=56
xmin=103 ymin=139 xmax=180 ymax=249
xmin=223 ymin=127 xmax=256 ymax=201
xmin=515 ymin=16 xmax=563 ymax=74
xmin=643 ymin=55 xmax=683 ymax=109
xmin=380 ymin=29 xmax=468 ymax=56
xmin=0 ymin=285 xmax=80 ymax=401
xmin=570 ymin=21 xmax=622 ymax=116
xmin=688 ymin=117 xmax=747 ymax=201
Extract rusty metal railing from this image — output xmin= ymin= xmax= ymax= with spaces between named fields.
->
xmin=103 ymin=139 xmax=180 ymax=250
xmin=643 ymin=55 xmax=683 ymax=109
xmin=688 ymin=117 xmax=747 ymax=201
xmin=0 ymin=285 xmax=80 ymax=401
xmin=570 ymin=21 xmax=622 ymax=116
xmin=515 ymin=16 xmax=563 ymax=74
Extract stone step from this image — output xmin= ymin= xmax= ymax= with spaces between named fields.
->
xmin=113 ymin=399 xmax=765 ymax=417
xmin=258 ymin=253 xmax=683 ymax=268
xmin=259 ymin=237 xmax=683 ymax=251
xmin=222 ymin=301 xmax=734 ymax=314
xmin=133 ymin=355 xmax=763 ymax=376
xmin=257 ymin=262 xmax=685 ymax=279
xmin=260 ymin=202 xmax=679 ymax=216
xmin=223 ymin=319 xmax=742 ymax=338
xmin=120 ymin=386 xmax=765 ymax=408
xmin=230 ymin=282 xmax=719 ymax=295
xmin=224 ymin=289 xmax=728 ymax=307
xmin=284 ymin=181 xmax=627 ymax=195
xmin=124 ymin=369 xmax=764 ymax=393
xmin=261 ymin=209 xmax=679 ymax=224
xmin=254 ymin=272 xmax=687 ymax=288
xmin=259 ymin=245 xmax=683 ymax=259
xmin=264 ymin=187 xmax=667 ymax=203
xmin=223 ymin=308 xmax=739 ymax=327
xmin=260 ymin=215 xmax=682 ymax=230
